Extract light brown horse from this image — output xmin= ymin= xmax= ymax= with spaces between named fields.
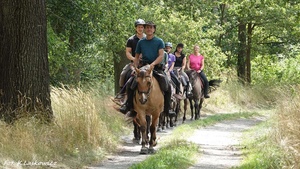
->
xmin=134 ymin=64 xmax=164 ymax=154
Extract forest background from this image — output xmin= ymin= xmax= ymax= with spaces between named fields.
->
xmin=47 ymin=0 xmax=300 ymax=89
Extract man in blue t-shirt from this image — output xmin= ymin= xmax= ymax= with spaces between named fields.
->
xmin=121 ymin=21 xmax=173 ymax=117
xmin=135 ymin=21 xmax=172 ymax=117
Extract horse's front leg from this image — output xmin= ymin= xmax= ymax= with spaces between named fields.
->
xmin=148 ymin=113 xmax=160 ymax=154
xmin=133 ymin=121 xmax=140 ymax=142
xmin=137 ymin=113 xmax=148 ymax=154
xmin=198 ymin=98 xmax=204 ymax=119
xmin=182 ymin=99 xmax=188 ymax=123
xmin=194 ymin=99 xmax=200 ymax=120
xmin=189 ymin=98 xmax=194 ymax=120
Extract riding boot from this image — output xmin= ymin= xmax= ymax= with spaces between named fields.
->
xmin=120 ymin=87 xmax=134 ymax=114
xmin=204 ymin=84 xmax=210 ymax=98
xmin=203 ymin=81 xmax=210 ymax=98
xmin=199 ymin=71 xmax=210 ymax=98
xmin=165 ymin=85 xmax=175 ymax=117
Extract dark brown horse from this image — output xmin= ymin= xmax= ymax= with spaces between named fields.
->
xmin=184 ymin=70 xmax=221 ymax=121
xmin=186 ymin=70 xmax=203 ymax=120
xmin=172 ymin=69 xmax=188 ymax=125
xmin=134 ymin=65 xmax=164 ymax=154
xmin=157 ymin=69 xmax=184 ymax=130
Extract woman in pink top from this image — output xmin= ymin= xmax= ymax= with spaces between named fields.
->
xmin=187 ymin=45 xmax=210 ymax=98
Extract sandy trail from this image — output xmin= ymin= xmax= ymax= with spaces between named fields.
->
xmin=87 ymin=116 xmax=264 ymax=169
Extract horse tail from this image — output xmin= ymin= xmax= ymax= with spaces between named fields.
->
xmin=209 ymin=79 xmax=222 ymax=87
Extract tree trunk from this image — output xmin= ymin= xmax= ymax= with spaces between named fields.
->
xmin=0 ymin=0 xmax=53 ymax=123
xmin=237 ymin=20 xmax=246 ymax=83
xmin=114 ymin=51 xmax=127 ymax=95
xmin=246 ymin=23 xmax=254 ymax=84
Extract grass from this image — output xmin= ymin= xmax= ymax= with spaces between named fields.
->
xmin=0 ymin=81 xmax=299 ymax=168
xmin=235 ymin=116 xmax=285 ymax=169
xmin=130 ymin=111 xmax=259 ymax=169
xmin=0 ymin=85 xmax=129 ymax=168
xmin=235 ymin=85 xmax=300 ymax=169
xmin=130 ymin=139 xmax=198 ymax=169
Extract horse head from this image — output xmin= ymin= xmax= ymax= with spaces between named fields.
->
xmin=135 ymin=65 xmax=153 ymax=104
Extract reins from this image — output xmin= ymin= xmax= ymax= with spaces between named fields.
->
xmin=137 ymin=77 xmax=153 ymax=97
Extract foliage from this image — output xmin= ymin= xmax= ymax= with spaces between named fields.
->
xmin=46 ymin=0 xmax=300 ymax=87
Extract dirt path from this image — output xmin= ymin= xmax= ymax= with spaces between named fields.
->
xmin=188 ymin=117 xmax=264 ymax=169
xmin=87 ymin=116 xmax=264 ymax=169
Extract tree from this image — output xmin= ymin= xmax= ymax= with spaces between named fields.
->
xmin=0 ymin=0 xmax=52 ymax=123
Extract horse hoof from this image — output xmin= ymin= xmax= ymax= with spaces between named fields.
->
xmin=140 ymin=147 xmax=148 ymax=154
xmin=148 ymin=147 xmax=156 ymax=154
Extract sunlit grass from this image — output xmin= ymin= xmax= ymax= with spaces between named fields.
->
xmin=236 ymin=118 xmax=285 ymax=169
xmin=0 ymin=85 xmax=128 ymax=168
xmin=274 ymin=85 xmax=300 ymax=168
xmin=130 ymin=139 xmax=198 ymax=169
xmin=236 ymin=85 xmax=300 ymax=169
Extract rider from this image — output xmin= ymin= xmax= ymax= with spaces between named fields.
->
xmin=187 ymin=45 xmax=210 ymax=98
xmin=118 ymin=19 xmax=145 ymax=113
xmin=134 ymin=21 xmax=172 ymax=117
xmin=116 ymin=19 xmax=145 ymax=101
xmin=165 ymin=42 xmax=181 ymax=95
xmin=173 ymin=43 xmax=192 ymax=97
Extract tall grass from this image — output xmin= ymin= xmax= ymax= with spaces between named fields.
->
xmin=0 ymin=85 xmax=128 ymax=168
xmin=231 ymin=83 xmax=300 ymax=168
xmin=274 ymin=85 xmax=300 ymax=168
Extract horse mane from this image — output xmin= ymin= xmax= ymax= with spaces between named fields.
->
xmin=137 ymin=64 xmax=152 ymax=78
xmin=139 ymin=70 xmax=146 ymax=78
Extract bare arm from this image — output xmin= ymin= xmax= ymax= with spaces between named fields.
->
xmin=126 ymin=47 xmax=135 ymax=61
xmin=182 ymin=56 xmax=187 ymax=70
xmin=169 ymin=62 xmax=175 ymax=72
xmin=197 ymin=57 xmax=205 ymax=73
xmin=150 ymin=48 xmax=164 ymax=69
xmin=134 ymin=53 xmax=141 ymax=67
xmin=200 ymin=57 xmax=205 ymax=71
xmin=186 ymin=55 xmax=190 ymax=70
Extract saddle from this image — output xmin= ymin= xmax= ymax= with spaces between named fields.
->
xmin=152 ymin=70 xmax=169 ymax=92
xmin=189 ymin=70 xmax=204 ymax=88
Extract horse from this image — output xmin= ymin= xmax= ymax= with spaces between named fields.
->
xmin=133 ymin=64 xmax=164 ymax=154
xmin=113 ymin=64 xmax=150 ymax=144
xmin=157 ymin=69 xmax=183 ymax=130
xmin=184 ymin=70 xmax=222 ymax=121
xmin=171 ymin=68 xmax=188 ymax=125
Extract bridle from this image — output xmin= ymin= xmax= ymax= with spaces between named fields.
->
xmin=137 ymin=75 xmax=153 ymax=97
xmin=136 ymin=71 xmax=153 ymax=104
